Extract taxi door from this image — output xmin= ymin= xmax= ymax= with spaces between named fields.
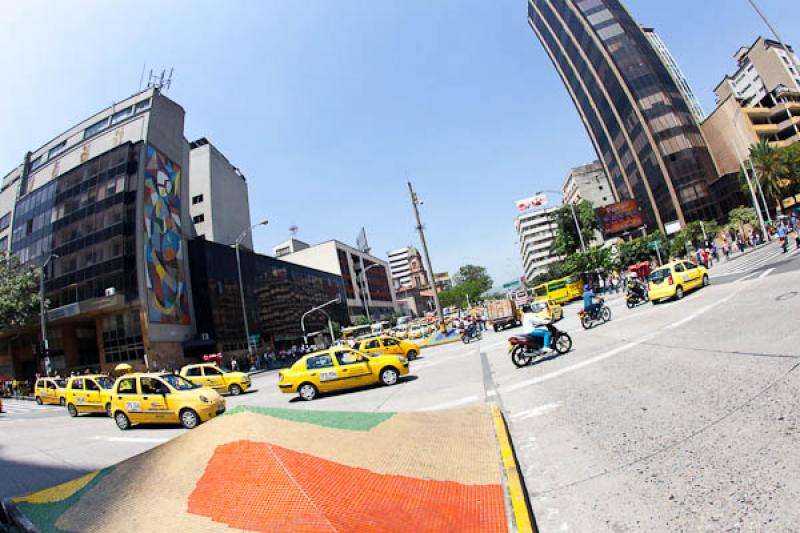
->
xmin=68 ymin=378 xmax=87 ymax=410
xmin=115 ymin=377 xmax=144 ymax=423
xmin=672 ymin=262 xmax=689 ymax=287
xmin=34 ymin=379 xmax=45 ymax=402
xmin=183 ymin=366 xmax=203 ymax=387
xmin=202 ymin=367 xmax=226 ymax=392
xmin=304 ymin=353 xmax=338 ymax=392
xmin=139 ymin=377 xmax=172 ymax=423
xmin=360 ymin=338 xmax=385 ymax=356
xmin=380 ymin=337 xmax=404 ymax=356
xmin=45 ymin=381 xmax=58 ymax=404
xmin=683 ymin=261 xmax=701 ymax=288
xmin=332 ymin=350 xmax=373 ymax=388
xmin=84 ymin=379 xmax=103 ymax=412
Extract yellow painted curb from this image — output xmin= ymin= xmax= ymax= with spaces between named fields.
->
xmin=491 ymin=403 xmax=536 ymax=533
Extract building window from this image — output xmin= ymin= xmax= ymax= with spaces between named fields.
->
xmin=84 ymin=117 xmax=110 ymax=139
xmin=0 ymin=213 xmax=9 ymax=231
xmin=29 ymin=155 xmax=44 ymax=171
xmin=192 ymin=194 xmax=204 ymax=205
xmin=193 ymin=214 xmax=205 ymax=224
xmin=134 ymin=99 xmax=151 ymax=113
xmin=0 ymin=236 xmax=7 ymax=251
xmin=110 ymin=106 xmax=133 ymax=125
xmin=47 ymin=141 xmax=67 ymax=160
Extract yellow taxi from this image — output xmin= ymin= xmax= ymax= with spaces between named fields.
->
xmin=278 ymin=347 xmax=410 ymax=401
xmin=355 ymin=335 xmax=421 ymax=361
xmin=179 ymin=363 xmax=251 ymax=396
xmin=648 ymin=259 xmax=709 ymax=303
xmin=110 ymin=372 xmax=225 ymax=430
xmin=529 ymin=298 xmax=563 ymax=322
xmin=408 ymin=324 xmax=426 ymax=339
xmin=64 ymin=374 xmax=115 ymax=417
xmin=34 ymin=377 xmax=67 ymax=406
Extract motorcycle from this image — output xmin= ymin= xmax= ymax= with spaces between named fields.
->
xmin=507 ymin=324 xmax=572 ymax=367
xmin=461 ymin=325 xmax=482 ymax=344
xmin=624 ymin=286 xmax=647 ymax=308
xmin=578 ymin=298 xmax=611 ymax=329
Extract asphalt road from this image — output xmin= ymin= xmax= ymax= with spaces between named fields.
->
xmin=2 ymin=243 xmax=799 ymax=531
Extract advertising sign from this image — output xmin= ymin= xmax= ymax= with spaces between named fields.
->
xmin=516 ymin=194 xmax=547 ymax=212
xmin=596 ymin=199 xmax=643 ymax=236
xmin=664 ymin=220 xmax=682 ymax=236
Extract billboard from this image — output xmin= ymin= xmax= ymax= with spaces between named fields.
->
xmin=516 ymin=194 xmax=547 ymax=212
xmin=596 ymin=199 xmax=643 ymax=236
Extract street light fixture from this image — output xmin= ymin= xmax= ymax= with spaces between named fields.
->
xmin=301 ymin=297 xmax=341 ymax=346
xmin=536 ymin=190 xmax=586 ymax=252
xmin=357 ymin=262 xmax=383 ymax=323
xmin=234 ymin=218 xmax=268 ymax=356
xmin=39 ymin=253 xmax=59 ymax=375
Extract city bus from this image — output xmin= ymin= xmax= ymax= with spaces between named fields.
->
xmin=530 ymin=275 xmax=582 ymax=304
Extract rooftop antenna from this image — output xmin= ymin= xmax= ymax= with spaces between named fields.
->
xmin=138 ymin=62 xmax=147 ymax=91
xmin=146 ymin=67 xmax=174 ymax=92
xmin=289 ymin=225 xmax=299 ymax=238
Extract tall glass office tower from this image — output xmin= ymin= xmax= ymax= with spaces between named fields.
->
xmin=527 ymin=0 xmax=720 ymax=231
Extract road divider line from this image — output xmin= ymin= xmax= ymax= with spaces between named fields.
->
xmin=419 ymin=395 xmax=480 ymax=411
xmin=758 ymin=268 xmax=775 ymax=279
xmin=511 ymin=403 xmax=560 ymax=420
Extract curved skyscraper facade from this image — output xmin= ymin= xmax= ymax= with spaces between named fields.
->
xmin=527 ymin=0 xmax=720 ymax=231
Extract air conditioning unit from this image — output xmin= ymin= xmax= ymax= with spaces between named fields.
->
xmin=200 ymin=333 xmax=210 ymax=341
xmin=105 ymin=287 xmax=116 ymax=297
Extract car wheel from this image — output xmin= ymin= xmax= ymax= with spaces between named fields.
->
xmin=35 ymin=396 xmax=42 ymax=405
xmin=115 ymin=411 xmax=131 ymax=430
xmin=60 ymin=398 xmax=65 ymax=406
xmin=105 ymin=403 xmax=112 ymax=417
xmin=180 ymin=408 xmax=200 ymax=429
xmin=229 ymin=384 xmax=242 ymax=396
xmin=298 ymin=383 xmax=318 ymax=401
xmin=702 ymin=274 xmax=709 ymax=287
xmin=380 ymin=367 xmax=399 ymax=386
xmin=554 ymin=333 xmax=572 ymax=354
xmin=67 ymin=403 xmax=78 ymax=417
xmin=675 ymin=286 xmax=684 ymax=300
xmin=406 ymin=350 xmax=418 ymax=361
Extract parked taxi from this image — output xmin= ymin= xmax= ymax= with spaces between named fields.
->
xmin=278 ymin=347 xmax=410 ymax=401
xmin=354 ymin=335 xmax=420 ymax=361
xmin=179 ymin=363 xmax=251 ymax=396
xmin=64 ymin=374 xmax=115 ymax=417
xmin=648 ymin=260 xmax=709 ymax=303
xmin=110 ymin=372 xmax=225 ymax=430
xmin=34 ymin=377 xmax=67 ymax=406
xmin=408 ymin=324 xmax=426 ymax=339
xmin=530 ymin=298 xmax=563 ymax=322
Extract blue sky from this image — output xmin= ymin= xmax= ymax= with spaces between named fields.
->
xmin=0 ymin=1 xmax=797 ymax=288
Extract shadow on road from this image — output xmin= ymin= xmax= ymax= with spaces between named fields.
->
xmin=0 ymin=444 xmax=94 ymax=500
xmin=287 ymin=375 xmax=419 ymax=403
xmin=516 ymin=351 xmax=569 ymax=369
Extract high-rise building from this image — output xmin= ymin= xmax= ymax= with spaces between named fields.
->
xmin=561 ymin=160 xmax=614 ymax=207
xmin=642 ymin=27 xmax=705 ymax=124
xmin=387 ymin=247 xmax=414 ymax=289
xmin=188 ymin=138 xmax=253 ymax=249
xmin=516 ymin=207 xmax=560 ymax=281
xmin=527 ymin=0 xmax=721 ymax=232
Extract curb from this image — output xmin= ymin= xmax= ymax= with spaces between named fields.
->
xmin=0 ymin=498 xmax=38 ymax=533
xmin=490 ymin=403 xmax=537 ymax=533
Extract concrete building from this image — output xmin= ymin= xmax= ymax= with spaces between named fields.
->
xmin=387 ymin=247 xmax=414 ymax=289
xmin=642 ymin=27 xmax=705 ymax=124
xmin=188 ymin=138 xmax=253 ymax=249
xmin=0 ymin=88 xmax=197 ymax=378
xmin=516 ymin=207 xmax=560 ymax=281
xmin=272 ymin=238 xmax=310 ymax=258
xmin=280 ymin=240 xmax=397 ymax=320
xmin=701 ymin=37 xmax=800 ymax=214
xmin=528 ymin=0 xmax=720 ymax=232
xmin=561 ymin=160 xmax=614 ymax=207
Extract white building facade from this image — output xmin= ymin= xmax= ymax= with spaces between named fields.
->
xmin=387 ymin=247 xmax=414 ymax=289
xmin=516 ymin=207 xmax=560 ymax=281
xmin=561 ymin=160 xmax=614 ymax=208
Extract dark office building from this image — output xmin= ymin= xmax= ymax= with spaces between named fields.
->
xmin=188 ymin=239 xmax=350 ymax=354
xmin=527 ymin=0 xmax=720 ymax=231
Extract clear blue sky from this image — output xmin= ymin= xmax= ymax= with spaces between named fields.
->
xmin=1 ymin=1 xmax=797 ymax=288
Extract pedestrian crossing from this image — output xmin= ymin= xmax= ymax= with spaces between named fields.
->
xmin=709 ymin=243 xmax=800 ymax=277
xmin=0 ymin=399 xmax=57 ymax=415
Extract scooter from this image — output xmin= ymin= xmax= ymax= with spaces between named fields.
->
xmin=461 ymin=326 xmax=482 ymax=344
xmin=578 ymin=298 xmax=611 ymax=329
xmin=507 ymin=324 xmax=572 ymax=367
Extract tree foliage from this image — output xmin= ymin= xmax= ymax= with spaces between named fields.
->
xmin=440 ymin=264 xmax=494 ymax=307
xmin=741 ymin=140 xmax=800 ymax=212
xmin=727 ymin=206 xmax=758 ymax=231
xmin=549 ymin=200 xmax=600 ymax=256
xmin=0 ymin=252 xmax=41 ymax=329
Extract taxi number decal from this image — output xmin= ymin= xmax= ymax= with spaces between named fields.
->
xmin=126 ymin=401 xmax=142 ymax=412
xmin=682 ymin=274 xmax=689 ymax=283
xmin=319 ymin=370 xmax=337 ymax=382
xmin=76 ymin=396 xmax=85 ymax=404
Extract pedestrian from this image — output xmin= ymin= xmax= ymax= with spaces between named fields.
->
xmin=231 ymin=358 xmax=238 ymax=371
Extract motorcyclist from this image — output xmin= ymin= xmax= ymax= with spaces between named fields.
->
xmin=583 ymin=284 xmax=601 ymax=317
xmin=521 ymin=304 xmax=552 ymax=352
xmin=627 ymin=277 xmax=646 ymax=299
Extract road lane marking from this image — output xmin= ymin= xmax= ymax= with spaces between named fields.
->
xmin=419 ymin=395 xmax=480 ymax=411
xmin=758 ymin=267 xmax=775 ymax=279
xmin=88 ymin=436 xmax=170 ymax=444
xmin=736 ymin=271 xmax=761 ymax=282
xmin=511 ymin=403 xmax=560 ymax=420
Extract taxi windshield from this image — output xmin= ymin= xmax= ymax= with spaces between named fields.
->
xmin=95 ymin=377 xmax=114 ymax=389
xmin=160 ymin=374 xmax=199 ymax=391
xmin=530 ymin=301 xmax=548 ymax=312
xmin=648 ymin=269 xmax=670 ymax=283
xmin=217 ymin=366 xmax=232 ymax=373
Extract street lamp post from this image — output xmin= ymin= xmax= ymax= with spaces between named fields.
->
xmin=536 ymin=190 xmax=586 ymax=252
xmin=357 ymin=262 xmax=382 ymax=323
xmin=301 ymin=297 xmax=341 ymax=345
xmin=234 ymin=219 xmax=269 ymax=356
xmin=39 ymin=254 xmax=59 ymax=375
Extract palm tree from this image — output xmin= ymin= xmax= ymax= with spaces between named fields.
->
xmin=748 ymin=139 xmax=788 ymax=210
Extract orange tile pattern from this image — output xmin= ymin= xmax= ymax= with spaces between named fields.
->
xmin=188 ymin=440 xmax=508 ymax=532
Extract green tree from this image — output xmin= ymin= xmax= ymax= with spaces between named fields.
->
xmin=549 ymin=200 xmax=599 ymax=256
xmin=748 ymin=139 xmax=789 ymax=210
xmin=727 ymin=205 xmax=758 ymax=234
xmin=0 ymin=252 xmax=41 ymax=329
xmin=438 ymin=285 xmax=466 ymax=308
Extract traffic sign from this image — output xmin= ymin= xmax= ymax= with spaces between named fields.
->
xmin=502 ymin=280 xmax=521 ymax=289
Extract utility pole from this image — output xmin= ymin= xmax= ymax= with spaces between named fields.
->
xmin=407 ymin=181 xmax=444 ymax=329
xmin=39 ymin=254 xmax=59 ymax=375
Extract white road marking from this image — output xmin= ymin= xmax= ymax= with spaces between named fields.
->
xmin=88 ymin=436 xmax=170 ymax=444
xmin=419 ymin=395 xmax=480 ymax=411
xmin=758 ymin=267 xmax=775 ymax=279
xmin=736 ymin=271 xmax=760 ymax=283
xmin=511 ymin=402 xmax=560 ymax=420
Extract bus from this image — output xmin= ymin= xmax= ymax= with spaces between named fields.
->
xmin=530 ymin=275 xmax=582 ymax=304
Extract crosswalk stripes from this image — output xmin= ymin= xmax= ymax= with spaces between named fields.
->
xmin=0 ymin=399 xmax=54 ymax=414
xmin=709 ymin=244 xmax=799 ymax=277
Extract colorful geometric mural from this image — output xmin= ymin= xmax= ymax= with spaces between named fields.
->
xmin=143 ymin=144 xmax=190 ymax=325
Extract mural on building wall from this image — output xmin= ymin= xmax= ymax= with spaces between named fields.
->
xmin=144 ymin=144 xmax=190 ymax=325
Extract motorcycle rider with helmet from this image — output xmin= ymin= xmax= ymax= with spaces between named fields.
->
xmin=521 ymin=304 xmax=552 ymax=353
